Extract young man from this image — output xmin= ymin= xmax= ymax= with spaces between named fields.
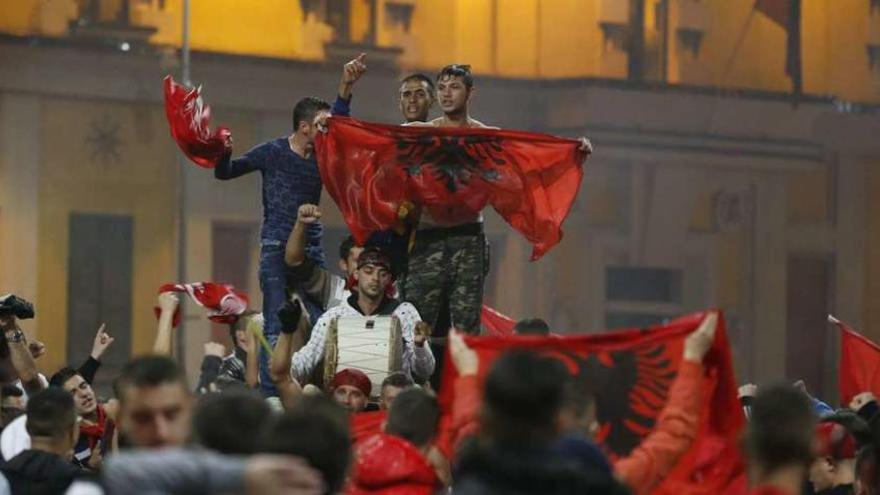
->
xmin=115 ymin=355 xmax=192 ymax=449
xmin=349 ymin=388 xmax=442 ymax=494
xmin=195 ymin=313 xmax=258 ymax=393
xmin=262 ymin=395 xmax=352 ymax=494
xmin=49 ymin=367 xmax=117 ymax=470
xmin=285 ymin=203 xmax=364 ymax=316
xmin=290 ymin=247 xmax=435 ymax=384
xmin=745 ymin=384 xmax=817 ymax=495
xmin=402 ymin=64 xmax=591 ymax=338
xmin=328 ymin=368 xmax=372 ymax=413
xmin=0 ymin=388 xmax=82 ymax=493
xmin=380 ymin=372 xmax=414 ymax=411
xmin=215 ymin=55 xmax=367 ymax=396
xmin=192 ymin=388 xmax=271 ymax=455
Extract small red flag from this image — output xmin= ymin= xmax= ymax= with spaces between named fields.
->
xmin=831 ymin=315 xmax=880 ymax=405
xmin=438 ymin=312 xmax=745 ymax=494
xmin=163 ymin=76 xmax=232 ymax=169
xmin=315 ymin=117 xmax=586 ymax=260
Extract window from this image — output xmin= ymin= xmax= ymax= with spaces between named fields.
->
xmin=604 ymin=266 xmax=683 ymax=329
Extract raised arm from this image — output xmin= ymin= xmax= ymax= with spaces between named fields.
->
xmin=286 ymin=204 xmax=321 ymax=268
xmin=613 ymin=312 xmax=717 ymax=494
xmin=290 ymin=312 xmax=332 ymax=383
xmin=153 ymin=292 xmax=179 ymax=356
xmin=270 ymin=301 xmax=307 ymax=409
xmin=0 ymin=315 xmax=44 ymax=396
xmin=79 ymin=323 xmax=114 ymax=384
xmin=333 ymin=53 xmax=367 ymax=116
xmin=398 ymin=305 xmax=435 ymax=381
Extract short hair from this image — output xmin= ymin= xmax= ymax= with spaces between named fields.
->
xmin=514 ymin=318 xmax=551 ymax=336
xmin=194 ymin=389 xmax=271 ymax=455
xmin=292 ymin=96 xmax=331 ymax=131
xmin=26 ymin=387 xmax=77 ymax=438
xmin=482 ymin=350 xmax=569 ymax=447
xmin=400 ymin=73 xmax=435 ymax=92
xmin=117 ymin=355 xmax=187 ymax=403
xmin=262 ymin=395 xmax=350 ymax=493
xmin=437 ymin=64 xmax=474 ymax=89
xmin=745 ymin=383 xmax=816 ymax=474
xmin=381 ymin=372 xmax=414 ymax=391
xmin=385 ymin=388 xmax=439 ymax=448
xmin=339 ymin=236 xmax=357 ymax=262
xmin=823 ymin=410 xmax=872 ymax=449
xmin=49 ymin=367 xmax=81 ymax=389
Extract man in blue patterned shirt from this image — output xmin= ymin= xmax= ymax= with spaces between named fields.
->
xmin=214 ymin=55 xmax=367 ymax=396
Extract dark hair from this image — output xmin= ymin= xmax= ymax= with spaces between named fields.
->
xmin=26 ymin=387 xmax=77 ymax=438
xmin=381 ymin=372 xmax=414 ymax=391
xmin=228 ymin=310 xmax=259 ymax=348
xmin=823 ymin=409 xmax=872 ymax=449
xmin=0 ymin=385 xmax=22 ymax=399
xmin=49 ymin=367 xmax=81 ymax=389
xmin=482 ymin=350 xmax=569 ymax=447
xmin=745 ymin=383 xmax=816 ymax=474
xmin=339 ymin=236 xmax=357 ymax=262
xmin=262 ymin=395 xmax=351 ymax=493
xmin=857 ymin=445 xmax=878 ymax=495
xmin=514 ymin=318 xmax=551 ymax=336
xmin=194 ymin=389 xmax=271 ymax=455
xmin=437 ymin=64 xmax=474 ymax=89
xmin=117 ymin=355 xmax=188 ymax=403
xmin=292 ymin=96 xmax=331 ymax=131
xmin=400 ymin=73 xmax=435 ymax=92
xmin=385 ymin=388 xmax=439 ymax=448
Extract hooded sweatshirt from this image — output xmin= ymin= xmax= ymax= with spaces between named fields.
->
xmin=0 ymin=449 xmax=80 ymax=494
xmin=348 ymin=434 xmax=438 ymax=495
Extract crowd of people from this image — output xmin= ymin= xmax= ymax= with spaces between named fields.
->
xmin=0 ymin=55 xmax=877 ymax=495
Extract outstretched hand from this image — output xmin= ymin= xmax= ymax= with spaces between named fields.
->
xmin=683 ymin=312 xmax=718 ymax=362
xmin=342 ymin=53 xmax=367 ymax=85
xmin=449 ymin=329 xmax=478 ymax=376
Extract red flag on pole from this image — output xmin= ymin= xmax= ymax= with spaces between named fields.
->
xmin=438 ymin=312 xmax=745 ymax=494
xmin=314 ymin=117 xmax=586 ymax=260
xmin=163 ymin=76 xmax=232 ymax=168
xmin=830 ymin=315 xmax=880 ymax=405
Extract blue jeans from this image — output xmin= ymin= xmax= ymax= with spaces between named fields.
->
xmin=258 ymin=240 xmax=326 ymax=396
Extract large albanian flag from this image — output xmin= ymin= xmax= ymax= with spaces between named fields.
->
xmin=163 ymin=76 xmax=231 ymax=168
xmin=437 ymin=312 xmax=745 ymax=495
xmin=314 ymin=117 xmax=586 ymax=260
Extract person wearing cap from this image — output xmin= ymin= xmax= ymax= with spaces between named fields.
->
xmin=810 ymin=421 xmax=858 ymax=495
xmin=329 ymin=369 xmax=372 ymax=413
xmin=290 ymin=247 xmax=435 ymax=385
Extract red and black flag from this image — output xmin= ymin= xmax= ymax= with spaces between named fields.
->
xmin=314 ymin=117 xmax=586 ymax=260
xmin=830 ymin=315 xmax=880 ymax=405
xmin=437 ymin=312 xmax=745 ymax=494
xmin=163 ymin=76 xmax=232 ymax=168
xmin=754 ymin=0 xmax=802 ymax=97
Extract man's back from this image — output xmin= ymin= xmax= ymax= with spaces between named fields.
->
xmin=0 ymin=449 xmax=80 ymax=495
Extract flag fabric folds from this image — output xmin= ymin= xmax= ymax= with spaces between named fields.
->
xmin=438 ymin=312 xmax=745 ymax=494
xmin=831 ymin=315 xmax=880 ymax=406
xmin=163 ymin=75 xmax=232 ymax=168
xmin=315 ymin=117 xmax=586 ymax=260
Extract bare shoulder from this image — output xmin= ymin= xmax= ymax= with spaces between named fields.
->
xmin=468 ymin=119 xmax=498 ymax=130
xmin=402 ymin=120 xmax=436 ymax=127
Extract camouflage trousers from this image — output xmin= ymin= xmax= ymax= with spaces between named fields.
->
xmin=400 ymin=223 xmax=488 ymax=334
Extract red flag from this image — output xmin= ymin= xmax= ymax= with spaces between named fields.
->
xmin=315 ymin=117 xmax=586 ymax=260
xmin=153 ymin=282 xmax=249 ymax=328
xmin=438 ymin=312 xmax=745 ymax=494
xmin=351 ymin=410 xmax=386 ymax=444
xmin=163 ymin=76 xmax=232 ymax=169
xmin=480 ymin=305 xmax=516 ymax=336
xmin=831 ymin=315 xmax=880 ymax=405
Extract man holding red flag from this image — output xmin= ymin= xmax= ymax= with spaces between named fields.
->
xmin=212 ymin=55 xmax=367 ymax=397
xmin=399 ymin=64 xmax=592 ymax=337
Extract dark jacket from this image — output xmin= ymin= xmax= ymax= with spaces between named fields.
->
xmin=453 ymin=439 xmax=630 ymax=495
xmin=0 ymin=449 xmax=81 ymax=494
